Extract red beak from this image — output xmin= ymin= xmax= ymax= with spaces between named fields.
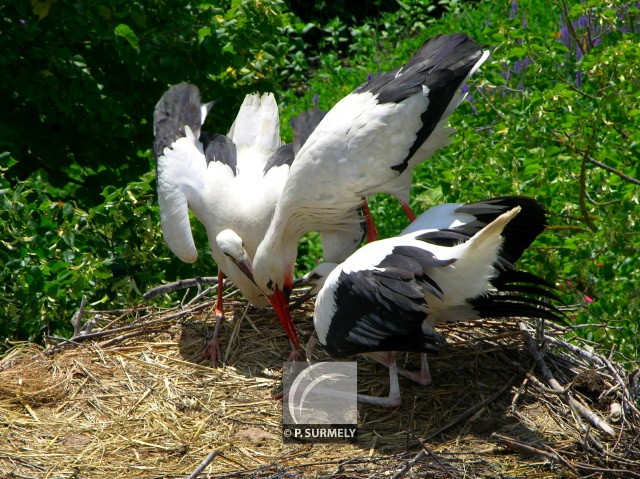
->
xmin=268 ymin=287 xmax=300 ymax=350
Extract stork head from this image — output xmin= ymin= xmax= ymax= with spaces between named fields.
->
xmin=253 ymin=242 xmax=299 ymax=349
xmin=293 ymin=262 xmax=339 ymax=296
xmin=216 ymin=229 xmax=256 ymax=285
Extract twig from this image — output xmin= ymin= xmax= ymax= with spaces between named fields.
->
xmin=391 ymin=450 xmax=425 ymax=479
xmin=98 ymin=325 xmax=173 ymax=348
xmin=409 ymin=431 xmax=461 ymax=479
xmin=527 ymin=51 xmax=601 ymax=101
xmin=405 ymin=396 xmax=417 ymax=451
xmin=43 ymin=302 xmax=213 ymax=355
xmin=185 ymin=450 xmax=218 ymax=479
xmin=421 ymin=374 xmax=518 ymax=441
xmin=519 ymin=322 xmax=616 ymax=437
xmin=556 ymin=0 xmax=586 ymax=56
xmin=492 ymin=433 xmax=580 ymax=476
xmin=586 ymin=155 xmax=640 ymax=186
xmin=511 ymin=364 xmax=534 ymax=412
xmin=144 ymin=277 xmax=220 ymax=300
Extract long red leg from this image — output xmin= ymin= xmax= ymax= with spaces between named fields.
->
xmin=203 ymin=271 xmax=225 ymax=366
xmin=361 ymin=197 xmax=378 ymax=243
xmin=399 ymin=199 xmax=417 ymax=222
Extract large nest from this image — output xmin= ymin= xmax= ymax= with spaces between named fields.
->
xmin=1 ymin=285 xmax=640 ymax=478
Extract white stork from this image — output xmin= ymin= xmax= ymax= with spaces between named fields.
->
xmin=153 ymin=84 xmax=363 ymax=364
xmin=311 ymin=200 xmax=561 ymax=407
xmin=154 ymin=85 xmax=287 ymax=364
xmin=250 ymin=34 xmax=490 ymax=355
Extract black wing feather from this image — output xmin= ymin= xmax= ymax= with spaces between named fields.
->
xmin=455 ymin=196 xmax=547 ymax=263
xmin=354 ymin=34 xmax=485 ymax=174
xmin=153 ymin=82 xmax=203 ymax=159
xmin=201 ymin=133 xmax=237 ymax=175
xmin=322 ymin=245 xmax=448 ymax=357
xmin=263 ymin=143 xmax=295 ymax=173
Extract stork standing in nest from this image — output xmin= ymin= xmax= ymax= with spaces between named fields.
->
xmin=153 ymin=84 xmax=363 ymax=365
xmin=310 ymin=197 xmax=562 ymax=406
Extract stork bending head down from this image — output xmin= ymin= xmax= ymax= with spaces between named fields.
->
xmin=251 ymin=33 xmax=489 ymax=353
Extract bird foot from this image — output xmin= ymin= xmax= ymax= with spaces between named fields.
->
xmin=357 ymin=392 xmax=401 ymax=408
xmin=202 ymin=338 xmax=223 ymax=367
xmin=289 ymin=349 xmax=303 ymax=362
xmin=397 ymin=353 xmax=432 ymax=385
xmin=397 ymin=367 xmax=432 ymax=386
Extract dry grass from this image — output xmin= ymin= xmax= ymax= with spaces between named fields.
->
xmin=1 ymin=290 xmax=639 ymax=478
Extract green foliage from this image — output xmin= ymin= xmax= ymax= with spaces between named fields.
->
xmin=0 ymin=0 xmax=291 ymax=207
xmin=416 ymin=0 xmax=640 ymax=359
xmin=0 ymin=153 xmax=213 ymax=343
xmin=1 ymin=0 xmax=639 ymax=363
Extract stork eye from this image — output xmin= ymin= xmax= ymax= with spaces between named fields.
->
xmin=266 ymin=279 xmax=274 ymax=290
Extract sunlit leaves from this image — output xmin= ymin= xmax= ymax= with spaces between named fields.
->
xmin=114 ymin=23 xmax=139 ymax=52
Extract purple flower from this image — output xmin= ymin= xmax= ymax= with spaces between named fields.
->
xmin=502 ymin=62 xmax=511 ymax=83
xmin=575 ymin=15 xmax=589 ymax=29
xmin=513 ymin=57 xmax=532 ymax=73
xmin=461 ymin=84 xmax=470 ymax=94
xmin=19 ymin=19 xmax=26 ymax=24
xmin=575 ymin=46 xmax=583 ymax=61
xmin=509 ymin=0 xmax=518 ymax=19
xmin=522 ymin=18 xmax=528 ymax=29
xmin=313 ymin=92 xmax=319 ymax=108
xmin=466 ymin=94 xmax=477 ymax=115
xmin=575 ymin=70 xmax=583 ymax=87
xmin=367 ymin=72 xmax=373 ymax=82
xmin=559 ymin=23 xmax=571 ymax=48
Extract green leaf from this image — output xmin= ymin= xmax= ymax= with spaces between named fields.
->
xmin=198 ymin=27 xmax=211 ymax=43
xmin=114 ymin=24 xmax=140 ymax=52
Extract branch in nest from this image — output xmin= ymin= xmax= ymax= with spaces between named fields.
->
xmin=419 ymin=374 xmax=519 ymax=442
xmin=494 ymin=432 xmax=640 ymax=478
xmin=185 ymin=450 xmax=218 ymax=479
xmin=394 ymin=431 xmax=461 ymax=479
xmin=44 ymin=302 xmax=213 ymax=355
xmin=492 ymin=432 xmax=580 ymax=476
xmin=518 ymin=322 xmax=615 ymax=437
xmin=144 ymin=277 xmax=220 ymax=300
xmin=547 ymin=336 xmax=640 ymax=420
xmin=97 ymin=325 xmax=173 ymax=349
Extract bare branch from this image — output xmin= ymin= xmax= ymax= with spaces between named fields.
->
xmin=144 ymin=277 xmax=221 ymax=300
xmin=185 ymin=450 xmax=218 ymax=479
xmin=519 ymin=322 xmax=616 ymax=437
xmin=586 ymin=155 xmax=640 ymax=186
